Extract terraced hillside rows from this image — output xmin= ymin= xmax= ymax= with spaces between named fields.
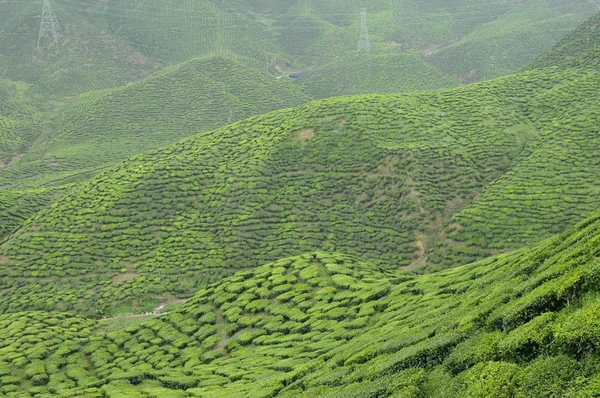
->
xmin=293 ymin=53 xmax=459 ymax=99
xmin=0 ymin=186 xmax=72 ymax=242
xmin=439 ymin=67 xmax=600 ymax=268
xmin=244 ymin=0 xmax=597 ymax=70
xmin=2 ymin=0 xmax=596 ymax=101
xmin=427 ymin=8 xmax=592 ymax=82
xmin=2 ymin=209 xmax=600 ymax=396
xmin=0 ymin=0 xmax=597 ymax=189
xmin=0 ymin=0 xmax=156 ymax=99
xmin=527 ymin=9 xmax=600 ymax=70
xmin=3 ymin=58 xmax=600 ymax=314
xmin=0 ymin=57 xmax=309 ymax=189
xmin=0 ymin=81 xmax=43 ymax=166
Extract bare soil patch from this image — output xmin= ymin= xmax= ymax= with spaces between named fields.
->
xmin=295 ymin=128 xmax=314 ymax=140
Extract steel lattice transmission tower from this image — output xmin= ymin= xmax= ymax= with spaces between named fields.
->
xmin=38 ymin=0 xmax=59 ymax=47
xmin=356 ymin=8 xmax=371 ymax=55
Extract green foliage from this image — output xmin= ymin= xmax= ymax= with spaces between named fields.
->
xmin=528 ymin=12 xmax=600 ymax=71
xmin=428 ymin=9 xmax=594 ymax=82
xmin=5 ymin=63 xmax=600 ymax=311
xmin=3 ymin=205 xmax=600 ymax=396
xmin=1 ymin=4 xmax=600 ymax=397
xmin=0 ymin=57 xmax=309 ymax=189
xmin=294 ymin=53 xmax=458 ymax=99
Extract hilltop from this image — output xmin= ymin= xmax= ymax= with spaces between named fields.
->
xmin=427 ymin=9 xmax=592 ymax=82
xmin=0 ymin=0 xmax=596 ymax=188
xmin=2 ymin=208 xmax=600 ymax=396
xmin=0 ymin=0 xmax=156 ymax=99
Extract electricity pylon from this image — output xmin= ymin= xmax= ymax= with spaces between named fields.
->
xmin=357 ymin=8 xmax=371 ymax=55
xmin=38 ymin=0 xmax=59 ymax=47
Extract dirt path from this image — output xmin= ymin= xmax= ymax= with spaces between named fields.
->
xmin=98 ymin=298 xmax=190 ymax=322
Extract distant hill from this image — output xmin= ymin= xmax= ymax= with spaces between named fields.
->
xmin=1 ymin=0 xmax=596 ymax=100
xmin=0 ymin=0 xmax=156 ymax=99
xmin=527 ymin=11 xmax=600 ymax=70
xmin=427 ymin=10 xmax=592 ymax=82
xmin=2 ymin=208 xmax=600 ymax=395
xmin=0 ymin=57 xmax=309 ymax=188
xmin=293 ymin=53 xmax=459 ymax=99
xmin=0 ymin=1 xmax=595 ymax=185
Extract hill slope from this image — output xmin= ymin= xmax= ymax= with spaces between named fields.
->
xmin=0 ymin=80 xmax=43 ymax=166
xmin=2 ymin=59 xmax=600 ymax=313
xmin=427 ymin=9 xmax=592 ymax=82
xmin=293 ymin=53 xmax=459 ymax=99
xmin=0 ymin=57 xmax=309 ymax=188
xmin=1 ymin=0 xmax=596 ymax=100
xmin=0 ymin=0 xmax=156 ymax=99
xmin=527 ymin=10 xmax=600 ymax=70
xmin=2 ymin=208 xmax=600 ymax=396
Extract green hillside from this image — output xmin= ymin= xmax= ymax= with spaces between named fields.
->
xmin=0 ymin=186 xmax=71 ymax=242
xmin=0 ymin=80 xmax=43 ymax=166
xmin=528 ymin=10 xmax=600 ymax=70
xmin=247 ymin=0 xmax=597 ymax=70
xmin=0 ymin=0 xmax=156 ymax=99
xmin=2 ymin=55 xmax=600 ymax=313
xmin=0 ymin=57 xmax=309 ymax=189
xmin=293 ymin=53 xmax=459 ymax=99
xmin=85 ymin=0 xmax=286 ymax=66
xmin=427 ymin=10 xmax=591 ymax=82
xmin=0 ymin=0 xmax=595 ymax=187
xmin=438 ymin=68 xmax=600 ymax=268
xmin=2 ymin=208 xmax=600 ymax=396
xmin=1 ymin=0 xmax=595 ymax=101
xmin=1 ymin=4 xmax=600 ymax=398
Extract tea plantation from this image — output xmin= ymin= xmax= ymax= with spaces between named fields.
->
xmin=1 ymin=2 xmax=600 ymax=397
xmin=527 ymin=9 xmax=600 ymax=70
xmin=292 ymin=53 xmax=459 ymax=99
xmin=0 ymin=81 xmax=43 ymax=166
xmin=2 ymin=0 xmax=596 ymax=102
xmin=2 ymin=209 xmax=600 ymax=396
xmin=1 ymin=0 xmax=597 ymax=193
xmin=2 ymin=56 xmax=600 ymax=314
xmin=0 ymin=57 xmax=309 ymax=189
xmin=427 ymin=8 xmax=592 ymax=82
xmin=0 ymin=0 xmax=156 ymax=99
